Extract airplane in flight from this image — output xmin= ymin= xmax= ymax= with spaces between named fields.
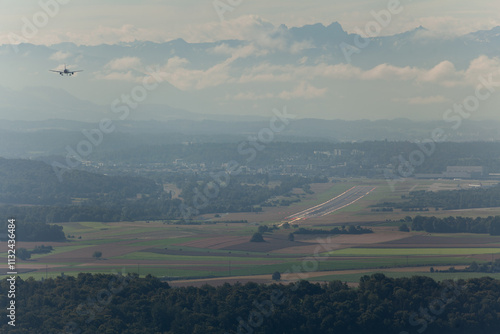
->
xmin=49 ymin=64 xmax=83 ymax=76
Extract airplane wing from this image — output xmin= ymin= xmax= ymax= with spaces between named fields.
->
xmin=49 ymin=70 xmax=61 ymax=73
xmin=72 ymin=70 xmax=83 ymax=73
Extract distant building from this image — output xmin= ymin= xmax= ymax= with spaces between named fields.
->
xmin=444 ymin=166 xmax=485 ymax=179
xmin=415 ymin=166 xmax=486 ymax=179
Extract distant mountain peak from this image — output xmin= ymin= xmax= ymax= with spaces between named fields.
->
xmin=326 ymin=21 xmax=346 ymax=32
xmin=288 ymin=21 xmax=349 ymax=46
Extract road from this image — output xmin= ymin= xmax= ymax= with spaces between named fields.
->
xmin=286 ymin=186 xmax=375 ymax=222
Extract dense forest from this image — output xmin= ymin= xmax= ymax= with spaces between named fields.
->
xmin=0 ymin=196 xmax=183 ymax=224
xmin=378 ymin=185 xmax=500 ymax=210
xmin=410 ymin=215 xmax=500 ymax=235
xmin=0 ymin=219 xmax=65 ymax=241
xmin=2 ymin=273 xmax=500 ymax=333
xmin=179 ymin=175 xmax=315 ymax=215
xmin=0 ymin=158 xmax=160 ymax=205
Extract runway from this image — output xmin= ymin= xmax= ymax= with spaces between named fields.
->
xmin=286 ymin=186 xmax=375 ymax=222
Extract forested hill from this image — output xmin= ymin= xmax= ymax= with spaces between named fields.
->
xmin=2 ymin=273 xmax=500 ymax=333
xmin=0 ymin=157 xmax=160 ymax=205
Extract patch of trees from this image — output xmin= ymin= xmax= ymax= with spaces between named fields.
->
xmin=168 ymin=220 xmax=248 ymax=225
xmin=294 ymin=225 xmax=373 ymax=235
xmin=432 ymin=260 xmax=500 ymax=274
xmin=17 ymin=245 xmax=53 ymax=260
xmin=411 ymin=215 xmax=500 ymax=235
xmin=250 ymin=232 xmax=265 ymax=242
xmin=258 ymin=225 xmax=279 ymax=233
xmin=0 ymin=195 xmax=184 ymax=223
xmin=0 ymin=219 xmax=65 ymax=241
xmin=378 ymin=185 xmax=500 ymax=211
xmin=30 ymin=244 xmax=53 ymax=254
xmin=371 ymin=207 xmax=393 ymax=212
xmin=398 ymin=223 xmax=410 ymax=232
xmin=4 ymin=273 xmax=500 ymax=333
xmin=465 ymin=260 xmax=500 ymax=273
xmin=180 ymin=175 xmax=312 ymax=215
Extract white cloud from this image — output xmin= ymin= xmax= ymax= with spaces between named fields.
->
xmin=290 ymin=40 xmax=315 ymax=54
xmin=94 ymin=57 xmax=144 ymax=82
xmin=152 ymin=44 xmax=267 ymax=90
xmin=190 ymin=15 xmax=277 ymax=43
xmin=154 ymin=56 xmax=232 ymax=90
xmin=105 ymin=57 xmax=142 ymax=71
xmin=393 ymin=95 xmax=451 ymax=105
xmin=464 ymin=55 xmax=500 ymax=81
xmin=94 ymin=71 xmax=137 ymax=82
xmin=92 ymin=50 xmax=500 ymax=106
xmin=361 ymin=64 xmax=420 ymax=81
xmin=209 ymin=43 xmax=236 ymax=56
xmin=232 ymin=91 xmax=275 ymax=100
xmin=229 ymin=82 xmax=327 ymax=101
xmin=417 ymin=61 xmax=460 ymax=85
xmin=49 ymin=51 xmax=71 ymax=61
xmin=278 ymin=82 xmax=327 ymax=100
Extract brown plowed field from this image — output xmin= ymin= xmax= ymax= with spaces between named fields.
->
xmin=178 ymin=236 xmax=251 ymax=249
xmin=373 ymin=235 xmax=500 ymax=248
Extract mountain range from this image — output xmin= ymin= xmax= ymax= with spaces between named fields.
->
xmin=1 ymin=22 xmax=500 ymax=121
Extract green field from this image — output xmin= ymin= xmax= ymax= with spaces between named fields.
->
xmin=6 ymin=178 xmax=500 ymax=284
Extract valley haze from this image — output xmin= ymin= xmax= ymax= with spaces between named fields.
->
xmin=3 ymin=2 xmax=500 ymax=333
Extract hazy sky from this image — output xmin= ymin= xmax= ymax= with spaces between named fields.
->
xmin=2 ymin=0 xmax=500 ymax=45
xmin=1 ymin=0 xmax=500 ymax=122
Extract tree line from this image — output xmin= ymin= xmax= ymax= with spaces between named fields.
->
xmin=378 ymin=185 xmax=500 ymax=211
xmin=410 ymin=215 xmax=500 ymax=235
xmin=294 ymin=226 xmax=373 ymax=235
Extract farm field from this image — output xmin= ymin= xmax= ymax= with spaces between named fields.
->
xmin=4 ymin=178 xmax=500 ymax=286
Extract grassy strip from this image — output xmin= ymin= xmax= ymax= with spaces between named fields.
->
xmin=113 ymin=251 xmax=286 ymax=262
xmin=325 ymin=247 xmax=500 ymax=256
xmin=29 ymin=245 xmax=94 ymax=259
xmin=127 ymin=237 xmax=202 ymax=247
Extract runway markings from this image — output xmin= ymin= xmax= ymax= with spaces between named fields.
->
xmin=285 ymin=186 xmax=376 ymax=221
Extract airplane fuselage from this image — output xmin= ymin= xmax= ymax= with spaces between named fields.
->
xmin=50 ymin=64 xmax=82 ymax=76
